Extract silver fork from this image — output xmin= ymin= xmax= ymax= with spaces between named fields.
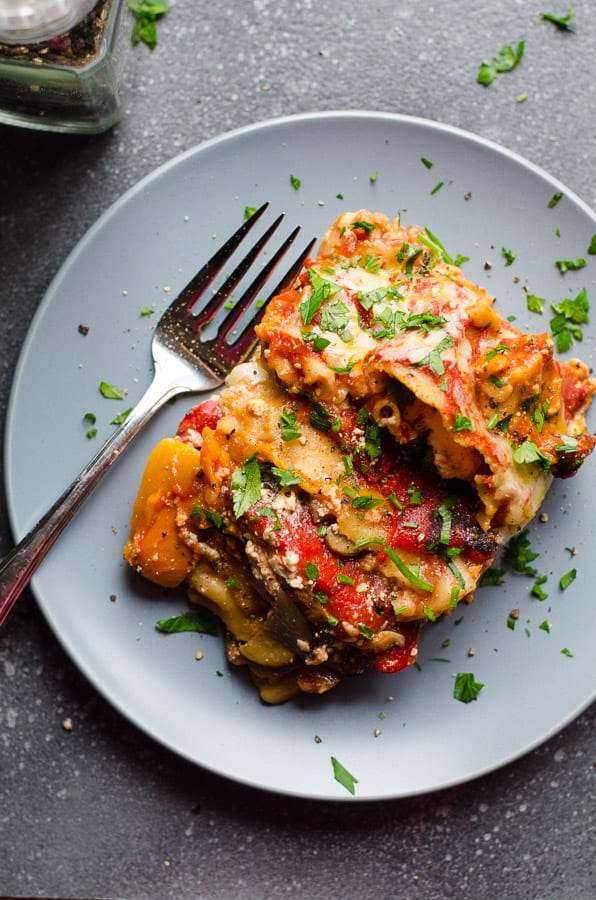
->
xmin=0 ymin=203 xmax=315 ymax=626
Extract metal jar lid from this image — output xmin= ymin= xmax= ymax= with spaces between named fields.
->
xmin=0 ymin=0 xmax=99 ymax=44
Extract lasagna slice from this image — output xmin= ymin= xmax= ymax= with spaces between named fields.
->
xmin=124 ymin=211 xmax=595 ymax=704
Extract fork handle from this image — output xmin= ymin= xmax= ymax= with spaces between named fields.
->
xmin=0 ymin=374 xmax=191 ymax=627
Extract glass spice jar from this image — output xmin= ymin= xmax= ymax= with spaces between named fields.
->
xmin=0 ymin=0 xmax=128 ymax=133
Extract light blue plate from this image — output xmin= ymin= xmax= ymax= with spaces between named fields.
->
xmin=5 ymin=112 xmax=596 ymax=800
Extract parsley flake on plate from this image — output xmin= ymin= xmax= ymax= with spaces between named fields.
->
xmin=156 ymin=610 xmax=219 ymax=635
xmin=331 ymin=756 xmax=359 ymax=795
xmin=555 ymin=257 xmax=586 ymax=274
xmin=502 ymin=529 xmax=539 ymax=576
xmin=453 ymin=672 xmax=484 ymax=703
xmin=501 ymin=247 xmax=516 ymax=267
xmin=559 ymin=568 xmax=577 ymax=590
xmin=550 ymin=287 xmax=590 ymax=352
xmin=527 ymin=293 xmax=545 ymax=314
xmin=99 ymin=381 xmax=124 ymax=400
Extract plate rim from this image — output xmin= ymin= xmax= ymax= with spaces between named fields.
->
xmin=4 ymin=110 xmax=596 ymax=802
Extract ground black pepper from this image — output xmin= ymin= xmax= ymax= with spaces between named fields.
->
xmin=0 ymin=0 xmax=112 ymax=68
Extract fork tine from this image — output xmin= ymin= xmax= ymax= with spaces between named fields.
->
xmin=164 ymin=201 xmax=270 ymax=325
xmin=192 ymin=212 xmax=285 ymax=331
xmin=208 ymin=235 xmax=317 ymax=370
xmin=214 ymin=224 xmax=303 ymax=342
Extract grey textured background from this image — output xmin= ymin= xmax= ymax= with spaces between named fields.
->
xmin=0 ymin=1 xmax=594 ymax=898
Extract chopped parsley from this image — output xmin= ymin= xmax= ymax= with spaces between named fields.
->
xmin=512 ymin=440 xmax=550 ymax=469
xmin=550 ymin=287 xmax=590 ymax=352
xmin=320 ymin=299 xmax=354 ymax=341
xmin=230 ymin=455 xmax=262 ymax=518
xmin=357 ymin=285 xmax=403 ymax=310
xmin=415 ymin=335 xmax=454 ymax=377
xmin=488 ymin=374 xmax=508 ymax=388
xmin=364 ymin=418 xmax=382 ymax=460
xmin=99 ymin=381 xmax=124 ymax=400
xmin=502 ymin=529 xmax=539 ymax=576
xmin=305 ymin=562 xmax=319 ymax=581
xmin=384 ymin=546 xmax=434 ymax=592
xmin=453 ymin=413 xmax=473 ymax=433
xmin=531 ymin=574 xmax=549 ymax=600
xmin=559 ymin=568 xmax=577 ymax=590
xmin=299 ymin=269 xmax=342 ymax=325
xmin=588 ymin=235 xmax=596 ymax=255
xmin=352 ymin=495 xmax=383 ymax=510
xmin=156 ymin=610 xmax=218 ymax=636
xmin=419 ymin=227 xmax=453 ymax=264
xmin=548 ymin=191 xmax=564 ymax=208
xmin=111 ymin=407 xmax=132 ymax=425
xmin=290 ymin=174 xmax=301 ymax=190
xmin=477 ymin=40 xmax=525 ymax=86
xmin=396 ymin=242 xmax=423 ymax=276
xmin=351 ymin=220 xmax=376 ymax=234
xmin=540 ymin=8 xmax=576 ymax=31
xmin=279 ymin=408 xmax=302 ymax=442
xmin=271 ymin=465 xmax=302 ymax=487
xmin=485 ymin=342 xmax=511 ymax=361
xmin=358 ymin=623 xmax=374 ymax=639
xmin=554 ymin=434 xmax=579 ymax=454
xmin=501 ymin=247 xmax=516 ymax=267
xmin=191 ymin=504 xmax=223 ymax=529
xmin=421 ymin=157 xmax=434 ymax=169
xmin=331 ymin=756 xmax=358 ymax=795
xmin=555 ymin=257 xmax=586 ymax=274
xmin=129 ymin=0 xmax=169 ymax=50
xmin=336 ymin=572 xmax=354 ymax=586
xmin=309 ymin=401 xmax=333 ymax=432
xmin=436 ymin=496 xmax=458 ymax=545
xmin=453 ymin=672 xmax=484 ymax=703
xmin=527 ymin=293 xmax=545 ymax=314
xmin=479 ymin=567 xmax=506 ymax=586
xmin=303 ymin=330 xmax=332 ymax=352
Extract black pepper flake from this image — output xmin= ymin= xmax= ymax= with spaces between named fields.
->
xmin=78 ymin=324 xmax=90 ymax=335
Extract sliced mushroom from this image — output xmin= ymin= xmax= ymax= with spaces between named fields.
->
xmin=324 ymin=526 xmax=365 ymax=558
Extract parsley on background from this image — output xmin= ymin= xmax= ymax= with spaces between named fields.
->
xmin=129 ymin=0 xmax=170 ymax=50
xmin=477 ymin=40 xmax=525 ymax=85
